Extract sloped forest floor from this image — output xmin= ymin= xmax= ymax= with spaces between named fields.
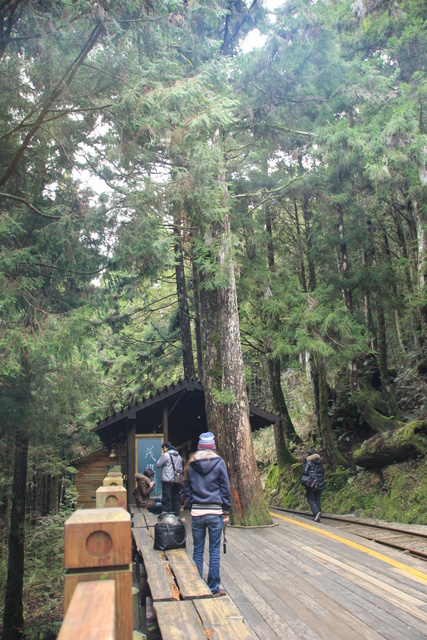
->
xmin=254 ymin=362 xmax=427 ymax=526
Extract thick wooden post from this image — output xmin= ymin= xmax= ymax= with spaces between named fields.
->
xmin=127 ymin=419 xmax=136 ymax=507
xmin=163 ymin=404 xmax=168 ymax=442
xmin=64 ymin=508 xmax=132 ymax=640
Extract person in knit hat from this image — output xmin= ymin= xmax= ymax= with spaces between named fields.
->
xmin=184 ymin=432 xmax=230 ymax=596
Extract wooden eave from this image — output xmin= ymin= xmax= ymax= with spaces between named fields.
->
xmin=94 ymin=378 xmax=279 ymax=449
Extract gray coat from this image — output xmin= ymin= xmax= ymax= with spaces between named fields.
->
xmin=156 ymin=449 xmax=183 ymax=483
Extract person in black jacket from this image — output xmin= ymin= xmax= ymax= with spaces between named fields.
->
xmin=184 ymin=432 xmax=231 ymax=596
xmin=301 ymin=450 xmax=326 ymax=522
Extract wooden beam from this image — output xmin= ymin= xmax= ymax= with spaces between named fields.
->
xmin=163 ymin=403 xmax=168 ymax=442
xmin=127 ymin=419 xmax=136 ymax=507
xmin=58 ymin=581 xmax=116 ymax=640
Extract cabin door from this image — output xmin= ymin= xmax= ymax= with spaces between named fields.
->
xmin=136 ymin=435 xmax=163 ymax=497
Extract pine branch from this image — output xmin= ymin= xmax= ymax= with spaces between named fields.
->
xmin=0 ymin=21 xmax=105 ymax=187
xmin=81 ymin=63 xmax=121 ymax=80
xmin=220 ymin=0 xmax=259 ymax=56
xmin=264 ymin=124 xmax=315 ymax=138
xmin=0 ymin=103 xmax=114 ymax=143
xmin=0 ymin=192 xmax=60 ymax=219
xmin=231 ymin=169 xmax=312 ymax=202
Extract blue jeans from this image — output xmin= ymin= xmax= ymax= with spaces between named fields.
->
xmin=149 ymin=498 xmax=163 ymax=515
xmin=191 ymin=514 xmax=223 ymax=594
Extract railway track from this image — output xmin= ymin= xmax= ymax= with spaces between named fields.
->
xmin=270 ymin=507 xmax=427 ymax=561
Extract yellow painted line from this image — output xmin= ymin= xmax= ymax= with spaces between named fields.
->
xmin=270 ymin=510 xmax=427 ymax=585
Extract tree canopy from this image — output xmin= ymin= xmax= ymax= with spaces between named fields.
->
xmin=1 ymin=0 xmax=426 ymax=635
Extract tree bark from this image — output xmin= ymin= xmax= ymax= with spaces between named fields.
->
xmin=383 ymin=230 xmax=406 ymax=353
xmin=174 ymin=226 xmax=195 ymax=379
xmin=265 ymin=205 xmax=301 ymax=449
xmin=294 ymin=201 xmax=307 ymax=291
xmin=316 ymin=356 xmax=348 ymax=468
xmin=336 ymin=203 xmax=359 ymax=391
xmin=197 ymin=195 xmax=271 ymax=525
xmin=3 ymin=431 xmax=29 ymax=640
xmin=414 ymin=199 xmax=427 ymax=339
xmin=366 ymin=220 xmax=399 ymax=416
xmin=302 ymin=195 xmax=316 ymax=292
xmin=391 ymin=203 xmax=422 ymax=350
xmin=353 ymin=420 xmax=427 ymax=468
xmin=337 ymin=203 xmax=354 ymax=314
xmin=267 ymin=358 xmax=300 ymax=461
xmin=191 ymin=248 xmax=203 ymax=381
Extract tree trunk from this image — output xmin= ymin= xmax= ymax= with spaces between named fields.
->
xmin=414 ymin=199 xmax=427 ymax=339
xmin=197 ymin=205 xmax=271 ymax=525
xmin=362 ymin=248 xmax=377 ymax=351
xmin=3 ymin=431 xmax=29 ymax=640
xmin=336 ymin=203 xmax=359 ymax=391
xmin=353 ymin=420 xmax=427 ymax=468
xmin=302 ymin=195 xmax=316 ymax=292
xmin=366 ymin=220 xmax=400 ymax=416
xmin=265 ymin=206 xmax=301 ymax=448
xmin=267 ymin=358 xmax=299 ymax=467
xmin=316 ymin=357 xmax=348 ymax=468
xmin=392 ymin=204 xmax=422 ymax=350
xmin=383 ymin=230 xmax=406 ymax=353
xmin=294 ymin=202 xmax=307 ymax=291
xmin=337 ymin=203 xmax=353 ymax=313
xmin=174 ymin=226 xmax=195 ymax=379
xmin=191 ymin=249 xmax=203 ymax=381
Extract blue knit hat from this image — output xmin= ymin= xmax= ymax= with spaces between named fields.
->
xmin=198 ymin=432 xmax=216 ymax=450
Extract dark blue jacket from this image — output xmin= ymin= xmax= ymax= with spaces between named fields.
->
xmin=184 ymin=450 xmax=231 ymax=515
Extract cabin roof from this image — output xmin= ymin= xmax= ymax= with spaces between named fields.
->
xmin=94 ymin=378 xmax=279 ymax=449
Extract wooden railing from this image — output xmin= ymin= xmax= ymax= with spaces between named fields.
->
xmin=58 ymin=580 xmax=116 ymax=640
xmin=58 ymin=469 xmax=133 ymax=639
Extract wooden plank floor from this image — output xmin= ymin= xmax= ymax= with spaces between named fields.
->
xmin=181 ymin=509 xmax=427 ymax=640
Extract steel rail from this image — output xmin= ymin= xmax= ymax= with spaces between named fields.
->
xmin=270 ymin=506 xmax=427 ymax=561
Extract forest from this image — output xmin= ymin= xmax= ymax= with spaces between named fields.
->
xmin=0 ymin=0 xmax=426 ymax=637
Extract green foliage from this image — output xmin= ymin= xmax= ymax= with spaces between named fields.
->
xmin=1 ymin=0 xmax=427 ymax=634
xmin=212 ymin=387 xmax=237 ymax=405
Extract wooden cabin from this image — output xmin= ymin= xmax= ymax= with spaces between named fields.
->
xmin=72 ymin=448 xmax=115 ymax=508
xmin=74 ymin=378 xmax=279 ymax=509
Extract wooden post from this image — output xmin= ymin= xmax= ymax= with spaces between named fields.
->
xmin=96 ymin=485 xmax=127 ymax=509
xmin=127 ymin=419 xmax=136 ymax=507
xmin=163 ymin=403 xmax=168 ymax=442
xmin=96 ymin=469 xmax=127 ymax=508
xmin=58 ymin=581 xmax=116 ymax=640
xmin=64 ymin=507 xmax=133 ymax=640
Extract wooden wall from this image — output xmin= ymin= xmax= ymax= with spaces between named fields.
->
xmin=74 ymin=449 xmax=116 ymax=509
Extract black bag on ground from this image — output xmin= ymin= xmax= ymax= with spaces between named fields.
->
xmin=154 ymin=513 xmax=186 ymax=551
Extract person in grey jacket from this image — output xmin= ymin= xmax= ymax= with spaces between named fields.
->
xmin=156 ymin=441 xmax=183 ymax=516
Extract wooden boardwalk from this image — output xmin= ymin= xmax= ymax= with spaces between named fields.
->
xmin=182 ymin=509 xmax=427 ymax=639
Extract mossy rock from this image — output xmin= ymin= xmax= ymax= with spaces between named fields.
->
xmin=353 ymin=420 xmax=427 ymax=469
